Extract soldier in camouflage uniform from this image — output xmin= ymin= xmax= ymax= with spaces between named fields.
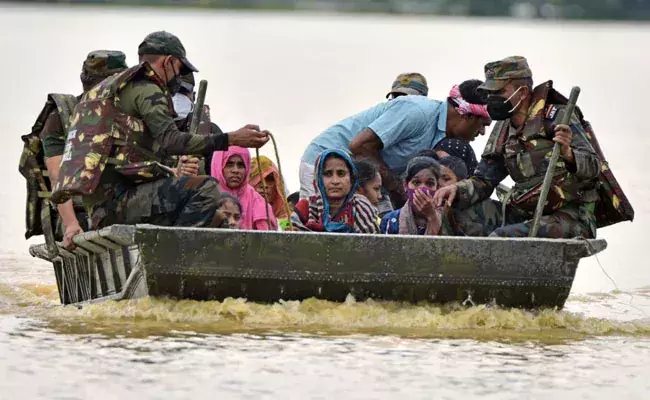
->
xmin=20 ymin=50 xmax=128 ymax=250
xmin=434 ymin=56 xmax=602 ymax=238
xmin=51 ymin=31 xmax=270 ymax=233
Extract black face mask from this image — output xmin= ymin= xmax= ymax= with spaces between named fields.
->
xmin=486 ymin=96 xmax=515 ymax=120
xmin=164 ymin=59 xmax=182 ymax=95
xmin=167 ymin=75 xmax=182 ymax=95
xmin=486 ymin=87 xmax=524 ymax=121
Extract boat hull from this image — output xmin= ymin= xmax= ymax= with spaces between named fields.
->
xmin=29 ymin=224 xmax=607 ymax=309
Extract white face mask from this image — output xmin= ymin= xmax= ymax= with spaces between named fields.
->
xmin=506 ymin=86 xmax=524 ymax=113
xmin=172 ymin=93 xmax=194 ymax=121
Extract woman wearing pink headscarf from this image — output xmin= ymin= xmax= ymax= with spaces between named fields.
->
xmin=210 ymin=147 xmax=277 ymax=230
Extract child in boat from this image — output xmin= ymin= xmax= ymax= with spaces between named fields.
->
xmin=413 ymin=149 xmax=469 ymax=188
xmin=354 ymin=159 xmax=382 ymax=209
xmin=217 ymin=193 xmax=242 ymax=229
xmin=287 ymin=192 xmax=299 ymax=213
xmin=210 ymin=146 xmax=277 ymax=231
xmin=438 ymin=155 xmax=468 ymax=188
xmin=379 ymin=156 xmax=454 ymax=235
xmin=250 ymin=155 xmax=291 ymax=230
xmin=291 ymin=149 xmax=379 ymax=233
xmin=434 ymin=137 xmax=478 ymax=175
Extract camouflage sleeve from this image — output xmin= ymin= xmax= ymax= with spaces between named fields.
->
xmin=119 ymin=81 xmax=228 ymax=156
xmin=565 ymin=110 xmax=601 ymax=180
xmin=455 ymin=156 xmax=509 ymax=209
xmin=40 ymin=110 xmax=65 ymax=158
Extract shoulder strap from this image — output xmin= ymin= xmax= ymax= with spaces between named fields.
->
xmin=48 ymin=93 xmax=78 ymax=133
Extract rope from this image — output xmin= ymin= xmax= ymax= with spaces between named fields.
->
xmin=578 ymin=237 xmax=648 ymax=318
xmin=254 ymin=132 xmax=294 ymax=231
xmin=255 ymin=147 xmax=272 ymax=230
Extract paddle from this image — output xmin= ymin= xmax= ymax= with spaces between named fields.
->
xmin=189 ymin=80 xmax=208 ymax=137
xmin=529 ymin=86 xmax=580 ymax=237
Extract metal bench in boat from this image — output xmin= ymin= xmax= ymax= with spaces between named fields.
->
xmin=28 ymin=224 xmax=607 ymax=309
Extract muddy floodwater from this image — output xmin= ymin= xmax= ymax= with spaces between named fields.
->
xmin=1 ymin=4 xmax=649 ymax=399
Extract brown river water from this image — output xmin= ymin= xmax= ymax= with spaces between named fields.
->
xmin=1 ymin=4 xmax=650 ymax=399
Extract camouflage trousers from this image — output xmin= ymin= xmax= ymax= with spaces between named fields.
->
xmin=453 ymin=199 xmax=597 ymax=239
xmin=89 ymin=176 xmax=227 ymax=230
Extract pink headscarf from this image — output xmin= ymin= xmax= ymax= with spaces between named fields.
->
xmin=449 ymin=84 xmax=492 ymax=122
xmin=210 ymin=146 xmax=277 ymax=230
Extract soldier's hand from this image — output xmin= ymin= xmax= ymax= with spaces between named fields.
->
xmin=176 ymin=155 xmax=200 ymax=177
xmin=433 ymin=184 xmax=458 ymax=208
xmin=228 ymin=125 xmax=270 ymax=148
xmin=62 ymin=222 xmax=83 ymax=251
xmin=553 ymin=124 xmax=575 ymax=163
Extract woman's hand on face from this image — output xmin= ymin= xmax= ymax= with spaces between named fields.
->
xmin=412 ymin=189 xmax=437 ymax=220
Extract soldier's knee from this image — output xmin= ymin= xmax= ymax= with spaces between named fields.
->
xmin=203 ymin=178 xmax=221 ymax=206
xmin=491 ymin=224 xmax=528 ymax=237
xmin=185 ymin=176 xmax=220 ymax=204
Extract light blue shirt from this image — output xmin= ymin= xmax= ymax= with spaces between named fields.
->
xmin=301 ymin=96 xmax=447 ymax=175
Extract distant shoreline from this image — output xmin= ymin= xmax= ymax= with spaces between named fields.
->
xmin=3 ymin=0 xmax=650 ymax=22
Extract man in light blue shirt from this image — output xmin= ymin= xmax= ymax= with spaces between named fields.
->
xmin=299 ymin=79 xmax=491 ymax=210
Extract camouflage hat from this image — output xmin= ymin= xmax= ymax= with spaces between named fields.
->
xmin=80 ymin=50 xmax=128 ymax=90
xmin=478 ymin=56 xmax=532 ymax=91
xmin=180 ymin=72 xmax=195 ymax=93
xmin=138 ymin=31 xmax=198 ymax=74
xmin=386 ymin=73 xmax=428 ymax=98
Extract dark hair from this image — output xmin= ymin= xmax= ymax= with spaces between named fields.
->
xmin=414 ymin=149 xmax=440 ymax=160
xmin=321 ymin=152 xmax=355 ymax=181
xmin=447 ymin=79 xmax=488 ymax=108
xmin=404 ymin=156 xmax=441 ymax=182
xmin=354 ymin=159 xmax=380 ymax=187
xmin=287 ymin=192 xmax=299 ymax=204
xmin=439 ymin=155 xmax=468 ymax=180
xmin=217 ymin=193 xmax=242 ymax=213
xmin=434 ymin=138 xmax=478 ymax=175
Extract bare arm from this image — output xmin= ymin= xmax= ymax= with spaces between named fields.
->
xmin=349 ymin=128 xmax=405 ymax=207
xmin=46 ymin=155 xmax=83 ymax=249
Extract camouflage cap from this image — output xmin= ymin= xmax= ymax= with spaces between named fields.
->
xmin=386 ymin=73 xmax=428 ymax=98
xmin=80 ymin=50 xmax=128 ymax=90
xmin=478 ymin=56 xmax=532 ymax=91
xmin=138 ymin=31 xmax=198 ymax=74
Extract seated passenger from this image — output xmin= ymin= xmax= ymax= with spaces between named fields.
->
xmin=438 ymin=155 xmax=469 ymax=187
xmin=250 ymin=155 xmax=291 ymax=229
xmin=291 ymin=149 xmax=378 ymax=233
xmin=210 ymin=146 xmax=277 ymax=231
xmin=413 ymin=149 xmax=470 ymax=187
xmin=217 ymin=194 xmax=242 ymax=229
xmin=434 ymin=137 xmax=478 ymax=175
xmin=354 ymin=158 xmax=382 ymax=209
xmin=299 ymin=79 xmax=490 ymax=212
xmin=379 ymin=157 xmax=455 ymax=236
xmin=287 ymin=191 xmax=299 ymax=213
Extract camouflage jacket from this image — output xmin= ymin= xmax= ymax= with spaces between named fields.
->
xmin=19 ymin=93 xmax=78 ymax=239
xmin=456 ymin=81 xmax=601 ymax=215
xmin=51 ymin=63 xmax=225 ymax=205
